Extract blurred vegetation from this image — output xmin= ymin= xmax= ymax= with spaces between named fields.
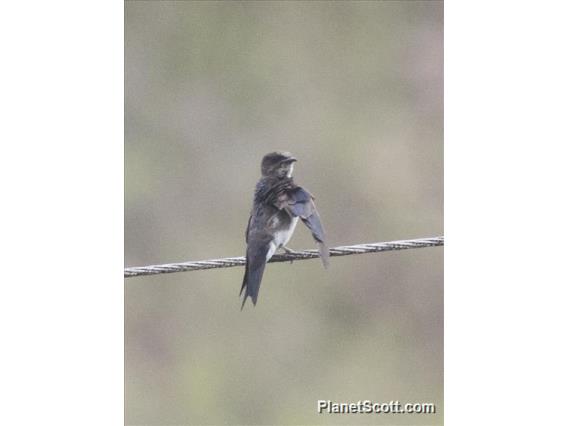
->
xmin=125 ymin=1 xmax=443 ymax=425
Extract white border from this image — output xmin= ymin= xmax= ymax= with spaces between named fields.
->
xmin=446 ymin=1 xmax=568 ymax=424
xmin=0 ymin=1 xmax=123 ymax=424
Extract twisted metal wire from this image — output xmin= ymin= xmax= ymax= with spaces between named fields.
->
xmin=125 ymin=236 xmax=443 ymax=278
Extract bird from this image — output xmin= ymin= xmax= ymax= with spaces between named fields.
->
xmin=240 ymin=151 xmax=329 ymax=309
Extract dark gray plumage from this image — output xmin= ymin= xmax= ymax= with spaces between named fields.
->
xmin=240 ymin=152 xmax=329 ymax=309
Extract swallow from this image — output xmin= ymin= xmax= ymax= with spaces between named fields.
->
xmin=240 ymin=151 xmax=329 ymax=309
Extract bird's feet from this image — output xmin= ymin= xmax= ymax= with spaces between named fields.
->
xmin=281 ymin=246 xmax=299 ymax=264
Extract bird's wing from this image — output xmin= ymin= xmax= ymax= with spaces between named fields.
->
xmin=275 ymin=187 xmax=329 ymax=268
xmin=240 ymin=232 xmax=271 ymax=309
xmin=245 ymin=214 xmax=252 ymax=244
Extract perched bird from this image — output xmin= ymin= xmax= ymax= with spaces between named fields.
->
xmin=240 ymin=151 xmax=329 ymax=309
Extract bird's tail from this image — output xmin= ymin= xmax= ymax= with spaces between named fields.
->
xmin=240 ymin=253 xmax=268 ymax=310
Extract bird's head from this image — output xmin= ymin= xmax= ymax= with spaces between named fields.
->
xmin=261 ymin=151 xmax=297 ymax=178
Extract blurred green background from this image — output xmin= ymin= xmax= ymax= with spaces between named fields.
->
xmin=125 ymin=1 xmax=443 ymax=425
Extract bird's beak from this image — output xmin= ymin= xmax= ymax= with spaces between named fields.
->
xmin=284 ymin=157 xmax=297 ymax=163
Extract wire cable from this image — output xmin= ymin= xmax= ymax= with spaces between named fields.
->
xmin=124 ymin=236 xmax=443 ymax=278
